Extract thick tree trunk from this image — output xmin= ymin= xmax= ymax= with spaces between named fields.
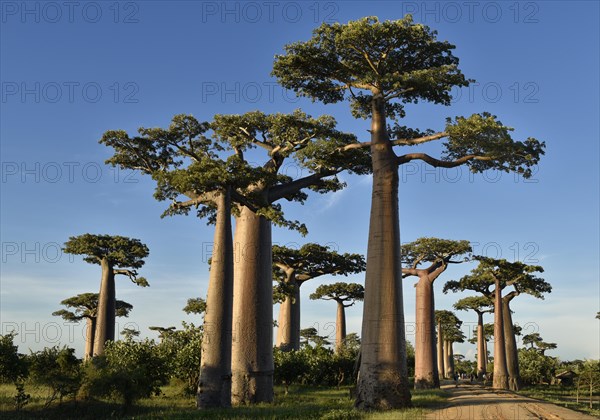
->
xmin=492 ymin=279 xmax=509 ymax=389
xmin=231 ymin=206 xmax=273 ymax=405
xmin=356 ymin=94 xmax=411 ymax=409
xmin=275 ymin=274 xmax=300 ymax=352
xmin=335 ymin=300 xmax=347 ymax=353
xmin=484 ymin=338 xmax=489 ymax=371
xmin=93 ymin=259 xmax=115 ymax=356
xmin=437 ymin=320 xmax=445 ymax=380
xmin=414 ymin=277 xmax=439 ymax=389
xmin=476 ymin=312 xmax=486 ymax=380
xmin=197 ymin=190 xmax=234 ymax=408
xmin=84 ymin=317 xmax=95 ymax=361
xmin=503 ymin=298 xmax=521 ymax=391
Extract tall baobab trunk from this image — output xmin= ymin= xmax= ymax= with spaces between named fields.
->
xmin=198 ymin=190 xmax=234 ymax=408
xmin=484 ymin=337 xmax=489 ymax=371
xmin=443 ymin=340 xmax=452 ymax=379
xmin=84 ymin=317 xmax=96 ymax=361
xmin=437 ymin=320 xmax=444 ymax=380
xmin=414 ymin=277 xmax=439 ymax=388
xmin=476 ymin=312 xmax=486 ymax=380
xmin=335 ymin=300 xmax=347 ymax=353
xmin=231 ymin=206 xmax=273 ymax=404
xmin=275 ymin=274 xmax=300 ymax=351
xmin=93 ymin=259 xmax=115 ymax=356
xmin=492 ymin=278 xmax=509 ymax=389
xmin=356 ymin=94 xmax=411 ymax=409
xmin=502 ymin=297 xmax=521 ymax=391
xmin=448 ymin=341 xmax=455 ymax=378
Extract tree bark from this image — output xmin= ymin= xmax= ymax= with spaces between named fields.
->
xmin=356 ymin=94 xmax=411 ymax=409
xmin=414 ymin=277 xmax=439 ymax=388
xmin=447 ymin=341 xmax=455 ymax=378
xmin=335 ymin=300 xmax=347 ymax=354
xmin=197 ymin=189 xmax=234 ymax=408
xmin=476 ymin=312 xmax=486 ymax=380
xmin=443 ymin=340 xmax=451 ymax=379
xmin=93 ymin=258 xmax=115 ymax=356
xmin=437 ymin=320 xmax=445 ymax=381
xmin=84 ymin=317 xmax=96 ymax=361
xmin=275 ymin=273 xmax=300 ymax=351
xmin=492 ymin=277 xmax=509 ymax=389
xmin=231 ymin=206 xmax=273 ymax=405
xmin=502 ymin=298 xmax=521 ymax=391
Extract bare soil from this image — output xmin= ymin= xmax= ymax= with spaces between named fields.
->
xmin=426 ymin=382 xmax=597 ymax=420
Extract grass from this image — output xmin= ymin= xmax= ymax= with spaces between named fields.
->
xmin=517 ymin=384 xmax=600 ymax=418
xmin=0 ymin=382 xmax=448 ymax=419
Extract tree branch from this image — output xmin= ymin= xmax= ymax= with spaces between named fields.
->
xmin=397 ymin=152 xmax=494 ymax=167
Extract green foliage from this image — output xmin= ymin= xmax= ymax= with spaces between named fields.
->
xmin=401 ymin=237 xmax=471 ymax=268
xmin=518 ymin=348 xmax=559 ymax=385
xmin=444 ymin=113 xmax=544 ymax=178
xmin=434 ymin=310 xmax=464 ymax=342
xmin=273 ymin=243 xmax=366 ymax=302
xmin=52 ymin=293 xmax=133 ymax=321
xmin=13 ymin=382 xmax=30 ymax=411
xmin=81 ymin=338 xmax=168 ymax=406
xmin=274 ymin=343 xmax=360 ymax=391
xmin=183 ymin=297 xmax=206 ymax=315
xmin=309 ymin=282 xmax=365 ymax=304
xmin=157 ymin=322 xmax=203 ymax=395
xmin=0 ymin=333 xmax=27 ymax=383
xmin=273 ymin=15 xmax=469 ymax=120
xmin=444 ymin=256 xmax=549 ymax=299
xmin=63 ymin=234 xmax=149 ymax=269
xmin=453 ymin=295 xmax=493 ymax=314
xmin=28 ymin=346 xmax=81 ymax=406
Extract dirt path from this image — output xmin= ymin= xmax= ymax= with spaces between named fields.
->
xmin=425 ymin=383 xmax=597 ymax=420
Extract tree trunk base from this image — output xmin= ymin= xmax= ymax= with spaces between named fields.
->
xmin=414 ymin=375 xmax=440 ymax=390
xmin=231 ymin=371 xmax=273 ymax=405
xmin=355 ymin=366 xmax=412 ymax=410
xmin=493 ymin=373 xmax=509 ymax=390
xmin=197 ymin=370 xmax=232 ymax=408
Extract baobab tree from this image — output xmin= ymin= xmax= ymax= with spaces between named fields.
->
xmin=454 ymin=296 xmax=493 ymax=380
xmin=401 ymin=238 xmax=471 ymax=389
xmin=52 ymin=293 xmax=133 ymax=360
xmin=309 ymin=282 xmax=365 ymax=353
xmin=183 ymin=297 xmax=207 ymax=316
xmin=63 ymin=234 xmax=148 ymax=356
xmin=273 ymin=243 xmax=365 ymax=351
xmin=101 ymin=112 xmax=369 ymax=406
xmin=522 ymin=333 xmax=557 ymax=355
xmin=273 ymin=15 xmax=545 ymax=409
xmin=444 ymin=256 xmax=549 ymax=390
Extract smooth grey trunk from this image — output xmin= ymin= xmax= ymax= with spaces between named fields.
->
xmin=356 ymin=94 xmax=411 ymax=409
xmin=414 ymin=277 xmax=439 ymax=389
xmin=476 ymin=312 xmax=486 ymax=380
xmin=443 ymin=340 xmax=451 ymax=379
xmin=502 ymin=297 xmax=521 ymax=391
xmin=447 ymin=341 xmax=455 ymax=378
xmin=335 ymin=300 xmax=347 ymax=353
xmin=197 ymin=190 xmax=234 ymax=408
xmin=231 ymin=206 xmax=273 ymax=405
xmin=437 ymin=320 xmax=444 ymax=380
xmin=93 ymin=259 xmax=115 ymax=356
xmin=84 ymin=317 xmax=96 ymax=361
xmin=484 ymin=337 xmax=489 ymax=370
xmin=275 ymin=273 xmax=300 ymax=351
xmin=492 ymin=277 xmax=509 ymax=389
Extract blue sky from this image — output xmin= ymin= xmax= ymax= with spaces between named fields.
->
xmin=1 ymin=1 xmax=598 ymax=362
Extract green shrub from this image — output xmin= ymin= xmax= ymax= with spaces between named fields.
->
xmin=157 ymin=322 xmax=202 ymax=394
xmin=28 ymin=346 xmax=81 ymax=406
xmin=81 ymin=338 xmax=168 ymax=406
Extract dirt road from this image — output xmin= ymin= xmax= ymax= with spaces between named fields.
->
xmin=425 ymin=383 xmax=597 ymax=420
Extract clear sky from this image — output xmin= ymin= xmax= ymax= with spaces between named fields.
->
xmin=1 ymin=1 xmax=598 ymax=362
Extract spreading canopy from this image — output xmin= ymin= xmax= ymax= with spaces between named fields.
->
xmin=310 ymin=282 xmax=365 ymax=306
xmin=52 ymin=293 xmax=133 ymax=321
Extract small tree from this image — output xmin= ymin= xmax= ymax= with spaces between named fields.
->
xmin=310 ymin=282 xmax=364 ymax=353
xmin=52 ymin=293 xmax=133 ymax=360
xmin=63 ymin=234 xmax=149 ymax=356
xmin=28 ymin=346 xmax=81 ymax=407
xmin=0 ymin=333 xmax=29 ymax=410
xmin=273 ymin=244 xmax=365 ymax=351
xmin=183 ymin=297 xmax=207 ymax=316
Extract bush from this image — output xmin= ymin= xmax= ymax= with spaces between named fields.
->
xmin=81 ymin=338 xmax=168 ymax=406
xmin=0 ymin=332 xmax=27 ymax=382
xmin=519 ymin=348 xmax=559 ymax=385
xmin=28 ymin=346 xmax=82 ymax=406
xmin=157 ymin=322 xmax=202 ymax=394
